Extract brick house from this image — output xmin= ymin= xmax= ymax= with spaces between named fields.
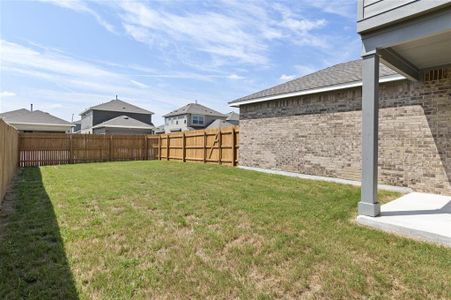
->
xmin=229 ymin=60 xmax=451 ymax=196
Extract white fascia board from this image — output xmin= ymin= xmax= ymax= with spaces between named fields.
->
xmin=10 ymin=121 xmax=74 ymax=127
xmin=92 ymin=125 xmax=154 ymax=130
xmin=229 ymin=74 xmax=405 ymax=107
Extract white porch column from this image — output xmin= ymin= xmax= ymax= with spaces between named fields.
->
xmin=359 ymin=52 xmax=381 ymax=217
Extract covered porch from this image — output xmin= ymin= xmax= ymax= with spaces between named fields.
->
xmin=357 ymin=1 xmax=451 ymax=244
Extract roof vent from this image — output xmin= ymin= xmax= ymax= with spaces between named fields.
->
xmin=424 ymin=68 xmax=448 ymax=81
xmin=124 ymin=117 xmax=129 ymax=119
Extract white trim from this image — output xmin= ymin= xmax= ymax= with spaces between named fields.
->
xmin=7 ymin=121 xmax=74 ymax=127
xmin=92 ymin=124 xmax=154 ymax=130
xmin=229 ymin=75 xmax=405 ymax=107
xmin=239 ymin=166 xmax=413 ymax=194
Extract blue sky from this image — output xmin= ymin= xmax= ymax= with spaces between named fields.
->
xmin=0 ymin=0 xmax=360 ymax=125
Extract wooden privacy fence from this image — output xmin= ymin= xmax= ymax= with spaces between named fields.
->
xmin=19 ymin=134 xmax=159 ymax=167
xmin=151 ymin=126 xmax=239 ymax=166
xmin=18 ymin=126 xmax=239 ymax=167
xmin=0 ymin=119 xmax=19 ymax=201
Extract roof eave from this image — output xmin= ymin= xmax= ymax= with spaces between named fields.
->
xmin=229 ymin=74 xmax=405 ymax=107
xmin=7 ymin=121 xmax=74 ymax=127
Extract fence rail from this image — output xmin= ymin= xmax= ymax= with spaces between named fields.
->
xmin=153 ymin=126 xmax=239 ymax=166
xmin=1 ymin=119 xmax=19 ymax=201
xmin=19 ymin=134 xmax=158 ymax=167
xmin=17 ymin=126 xmax=239 ymax=167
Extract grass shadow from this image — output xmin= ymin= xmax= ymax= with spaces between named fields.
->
xmin=0 ymin=168 xmax=78 ymax=299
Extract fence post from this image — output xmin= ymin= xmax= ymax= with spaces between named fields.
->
xmin=144 ymin=135 xmax=148 ymax=160
xmin=218 ymin=129 xmax=222 ymax=165
xmin=109 ymin=135 xmax=113 ymax=161
xmin=158 ymin=135 xmax=162 ymax=160
xmin=203 ymin=131 xmax=207 ymax=163
xmin=182 ymin=132 xmax=186 ymax=162
xmin=166 ymin=135 xmax=170 ymax=161
xmin=231 ymin=127 xmax=236 ymax=166
xmin=69 ymin=135 xmax=73 ymax=164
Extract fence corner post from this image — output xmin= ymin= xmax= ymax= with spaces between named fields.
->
xmin=166 ymin=135 xmax=170 ymax=161
xmin=182 ymin=132 xmax=186 ymax=162
xmin=232 ymin=127 xmax=236 ymax=166
xmin=203 ymin=131 xmax=207 ymax=163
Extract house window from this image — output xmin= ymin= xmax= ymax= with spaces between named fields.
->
xmin=192 ymin=115 xmax=204 ymax=125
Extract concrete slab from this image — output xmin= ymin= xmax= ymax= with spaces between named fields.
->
xmin=357 ymin=192 xmax=451 ymax=247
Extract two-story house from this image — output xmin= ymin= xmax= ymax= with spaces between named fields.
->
xmin=163 ymin=102 xmax=226 ymax=133
xmin=80 ymin=97 xmax=154 ymax=135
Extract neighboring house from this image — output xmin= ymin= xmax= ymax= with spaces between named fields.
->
xmin=225 ymin=111 xmax=239 ymax=125
xmin=91 ymin=115 xmax=153 ymax=135
xmin=229 ymin=59 xmax=451 ymax=196
xmin=206 ymin=119 xmax=236 ymax=129
xmin=153 ymin=125 xmax=165 ymax=134
xmin=163 ymin=102 xmax=226 ymax=133
xmin=80 ymin=97 xmax=154 ymax=134
xmin=71 ymin=120 xmax=81 ymax=133
xmin=0 ymin=108 xmax=73 ymax=133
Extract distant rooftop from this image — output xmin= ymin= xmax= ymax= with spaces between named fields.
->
xmin=0 ymin=109 xmax=71 ymax=125
xmin=92 ymin=115 xmax=154 ymax=129
xmin=82 ymin=99 xmax=153 ymax=115
xmin=226 ymin=111 xmax=239 ymax=121
xmin=164 ymin=103 xmax=226 ymax=118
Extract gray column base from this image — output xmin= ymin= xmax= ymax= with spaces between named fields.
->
xmin=358 ymin=202 xmax=381 ymax=217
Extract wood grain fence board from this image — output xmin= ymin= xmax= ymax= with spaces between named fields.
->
xmin=147 ymin=126 xmax=239 ymax=166
xmin=0 ymin=120 xmax=19 ymax=201
xmin=17 ymin=126 xmax=239 ymax=167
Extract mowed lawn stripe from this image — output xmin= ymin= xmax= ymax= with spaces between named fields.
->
xmin=0 ymin=161 xmax=450 ymax=299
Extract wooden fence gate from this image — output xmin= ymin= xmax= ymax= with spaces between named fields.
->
xmin=150 ymin=126 xmax=239 ymax=166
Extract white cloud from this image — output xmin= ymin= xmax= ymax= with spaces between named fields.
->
xmin=0 ymin=40 xmax=237 ymax=124
xmin=0 ymin=91 xmax=16 ymax=97
xmin=37 ymin=0 xmax=116 ymax=33
xmin=279 ymin=74 xmax=296 ymax=82
xmin=113 ymin=1 xmax=328 ymax=67
xmin=228 ymin=74 xmax=245 ymax=80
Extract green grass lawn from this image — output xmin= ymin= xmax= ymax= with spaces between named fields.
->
xmin=0 ymin=161 xmax=450 ymax=299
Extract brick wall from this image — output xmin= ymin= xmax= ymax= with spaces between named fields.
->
xmin=239 ymin=67 xmax=451 ymax=195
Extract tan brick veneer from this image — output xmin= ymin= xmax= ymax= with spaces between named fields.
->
xmin=239 ymin=67 xmax=451 ymax=195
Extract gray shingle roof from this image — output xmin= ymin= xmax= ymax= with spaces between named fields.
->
xmin=206 ymin=119 xmax=236 ymax=129
xmin=229 ymin=59 xmax=399 ymax=104
xmin=0 ymin=109 xmax=71 ymax=125
xmin=226 ymin=111 xmax=239 ymax=121
xmin=163 ymin=103 xmax=226 ymax=118
xmin=93 ymin=115 xmax=154 ymax=129
xmin=83 ymin=99 xmax=153 ymax=115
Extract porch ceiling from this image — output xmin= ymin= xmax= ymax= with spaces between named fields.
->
xmin=390 ymin=30 xmax=451 ymax=69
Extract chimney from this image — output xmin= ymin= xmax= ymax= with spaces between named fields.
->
xmin=30 ymin=104 xmax=33 ymax=112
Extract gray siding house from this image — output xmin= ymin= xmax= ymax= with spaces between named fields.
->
xmin=80 ymin=98 xmax=154 ymax=135
xmin=163 ymin=103 xmax=226 ymax=133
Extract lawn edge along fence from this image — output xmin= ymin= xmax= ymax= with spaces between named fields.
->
xmin=0 ymin=119 xmax=19 ymax=202
xmin=18 ymin=126 xmax=239 ymax=167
